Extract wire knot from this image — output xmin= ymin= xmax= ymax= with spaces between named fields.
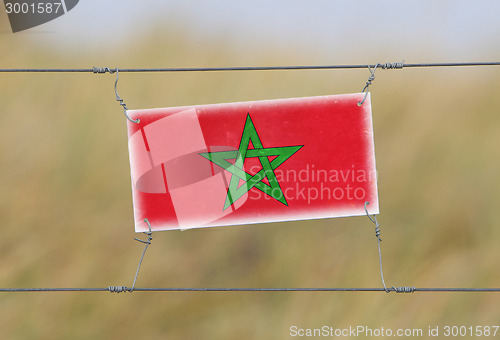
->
xmin=134 ymin=219 xmax=153 ymax=245
xmin=374 ymin=224 xmax=382 ymax=241
xmin=364 ymin=201 xmax=382 ymax=242
xmin=108 ymin=286 xmax=129 ymax=293
xmin=380 ymin=61 xmax=404 ymax=70
xmin=358 ymin=64 xmax=378 ymax=106
xmin=364 ymin=73 xmax=375 ymax=87
xmin=134 ymin=232 xmax=153 ymax=245
xmin=391 ymin=286 xmax=415 ymax=293
xmin=92 ymin=67 xmax=116 ymax=74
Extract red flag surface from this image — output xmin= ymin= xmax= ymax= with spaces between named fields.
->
xmin=127 ymin=93 xmax=378 ymax=232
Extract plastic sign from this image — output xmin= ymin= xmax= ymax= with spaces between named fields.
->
xmin=127 ymin=93 xmax=379 ymax=232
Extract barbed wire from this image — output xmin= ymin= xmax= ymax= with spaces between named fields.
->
xmin=0 ymin=61 xmax=499 ymax=73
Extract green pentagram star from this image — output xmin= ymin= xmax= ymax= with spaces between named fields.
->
xmin=200 ymin=113 xmax=303 ymax=210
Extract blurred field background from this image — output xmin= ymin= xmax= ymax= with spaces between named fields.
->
xmin=1 ymin=2 xmax=500 ymax=339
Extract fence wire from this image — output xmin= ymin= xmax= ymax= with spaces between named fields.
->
xmin=1 ymin=60 xmax=499 ymax=294
xmin=0 ymin=61 xmax=499 ymax=73
xmin=1 ymin=287 xmax=499 ymax=293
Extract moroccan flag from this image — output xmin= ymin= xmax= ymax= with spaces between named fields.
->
xmin=127 ymin=93 xmax=378 ymax=232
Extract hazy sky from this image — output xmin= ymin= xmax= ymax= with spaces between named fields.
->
xmin=3 ymin=0 xmax=500 ymax=61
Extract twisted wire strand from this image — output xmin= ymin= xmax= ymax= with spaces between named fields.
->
xmin=357 ymin=64 xmax=381 ymax=106
xmin=130 ymin=219 xmax=154 ymax=292
xmin=364 ymin=202 xmax=417 ymax=294
xmin=364 ymin=202 xmax=389 ymax=292
xmin=106 ymin=219 xmax=154 ymax=294
xmin=112 ymin=68 xmax=139 ymax=123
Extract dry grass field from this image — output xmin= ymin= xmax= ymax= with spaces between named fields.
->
xmin=1 ymin=17 xmax=500 ymax=340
